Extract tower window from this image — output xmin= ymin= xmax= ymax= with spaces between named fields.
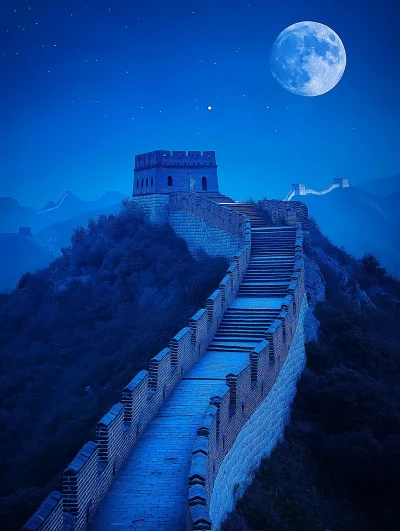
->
xmin=202 ymin=176 xmax=208 ymax=191
xmin=151 ymin=177 xmax=154 ymax=186
xmin=141 ymin=178 xmax=144 ymax=187
xmin=167 ymin=175 xmax=173 ymax=187
xmin=146 ymin=178 xmax=148 ymax=187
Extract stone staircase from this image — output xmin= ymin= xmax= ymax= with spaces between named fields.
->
xmin=86 ymin=200 xmax=300 ymax=531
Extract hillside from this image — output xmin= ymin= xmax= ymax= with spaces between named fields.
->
xmin=297 ymin=186 xmax=400 ymax=277
xmin=0 ymin=198 xmax=35 ymax=233
xmin=0 ymin=193 xmax=126 ymax=292
xmin=35 ymin=202 xmax=122 ymax=251
xmin=358 ymin=174 xmax=400 ymax=197
xmin=0 ymin=233 xmax=57 ymax=293
xmin=0 ymin=200 xmax=228 ymax=531
xmin=223 ymin=220 xmax=400 ymax=531
xmin=34 ymin=191 xmax=126 ymax=230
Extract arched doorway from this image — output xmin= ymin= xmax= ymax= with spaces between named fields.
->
xmin=168 ymin=175 xmax=173 ymax=187
xmin=202 ymin=176 xmax=207 ymax=191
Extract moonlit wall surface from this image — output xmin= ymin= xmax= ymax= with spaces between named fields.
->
xmin=1 ymin=0 xmax=399 ymax=205
xmin=210 ymin=295 xmax=308 ymax=529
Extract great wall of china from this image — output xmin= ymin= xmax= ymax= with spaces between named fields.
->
xmin=283 ymin=177 xmax=349 ymax=201
xmin=23 ymin=151 xmax=309 ymax=531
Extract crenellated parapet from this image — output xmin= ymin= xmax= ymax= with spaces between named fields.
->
xmin=133 ymin=151 xmax=219 ymax=195
xmin=23 ymin=148 xmax=309 ymax=531
xmin=130 ymin=192 xmax=249 ymax=260
xmin=186 ymin=224 xmax=306 ymax=530
xmin=22 ymin=196 xmax=251 ymax=531
xmin=259 ymin=199 xmax=309 ymax=231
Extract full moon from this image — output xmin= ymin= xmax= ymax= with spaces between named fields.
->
xmin=270 ymin=21 xmax=346 ymax=97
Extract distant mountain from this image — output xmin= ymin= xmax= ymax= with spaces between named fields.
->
xmin=0 ymin=197 xmax=35 ymax=232
xmin=297 ymin=186 xmax=400 ymax=277
xmin=0 ymin=191 xmax=127 ymax=292
xmin=36 ymin=201 xmax=123 ymax=251
xmin=0 ymin=232 xmax=57 ymax=292
xmin=358 ymin=174 xmax=400 ymax=197
xmin=0 ymin=191 xmax=127 ymax=233
xmin=34 ymin=191 xmax=127 ymax=232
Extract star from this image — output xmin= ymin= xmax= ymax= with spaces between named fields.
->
xmin=207 ymin=106 xmax=212 ymax=111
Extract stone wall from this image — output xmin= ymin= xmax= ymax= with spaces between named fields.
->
xmin=133 ymin=151 xmax=219 ymax=195
xmin=209 ymin=294 xmax=308 ymax=529
xmin=131 ymin=192 xmax=247 ymax=259
xmin=22 ymin=196 xmax=251 ymax=531
xmin=187 ymin=224 xmax=306 ymax=531
xmin=283 ymin=178 xmax=349 ymax=201
xmin=260 ymin=199 xmax=309 ymax=231
xmin=131 ymin=193 xmax=170 ymax=223
xmin=23 ymin=195 xmax=308 ymax=531
xmin=169 ymin=193 xmax=245 ymax=258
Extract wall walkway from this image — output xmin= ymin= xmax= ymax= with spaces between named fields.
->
xmin=23 ymin=194 xmax=307 ymax=531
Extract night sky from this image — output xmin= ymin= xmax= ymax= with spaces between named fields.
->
xmin=1 ymin=0 xmax=399 ymax=206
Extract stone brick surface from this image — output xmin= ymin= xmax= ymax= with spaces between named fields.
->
xmin=23 ymin=185 xmax=308 ymax=531
xmin=209 ymin=295 xmax=308 ymax=529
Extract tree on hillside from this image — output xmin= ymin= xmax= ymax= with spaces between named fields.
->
xmin=360 ymin=253 xmax=386 ymax=280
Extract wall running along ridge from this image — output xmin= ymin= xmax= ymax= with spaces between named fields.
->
xmin=187 ymin=223 xmax=306 ymax=531
xmin=23 ymin=193 xmax=308 ymax=531
xmin=209 ymin=294 xmax=308 ymax=529
xmin=129 ymin=192 xmax=247 ymax=258
xmin=260 ymin=199 xmax=309 ymax=232
xmin=283 ymin=178 xmax=350 ymax=202
xmin=22 ymin=193 xmax=251 ymax=531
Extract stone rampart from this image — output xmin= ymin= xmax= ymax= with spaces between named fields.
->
xmin=260 ymin=199 xmax=309 ymax=231
xmin=131 ymin=192 xmax=247 ymax=259
xmin=23 ymin=196 xmax=307 ymax=531
xmin=187 ymin=224 xmax=306 ymax=531
xmin=22 ymin=196 xmax=251 ymax=531
xmin=283 ymin=178 xmax=349 ymax=202
xmin=209 ymin=294 xmax=308 ymax=529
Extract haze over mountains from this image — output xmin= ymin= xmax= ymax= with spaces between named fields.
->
xmin=0 ymin=191 xmax=126 ymax=234
xmin=0 ymin=191 xmax=126 ymax=292
xmin=296 ymin=175 xmax=400 ymax=277
xmin=1 ymin=174 xmax=399 ymax=293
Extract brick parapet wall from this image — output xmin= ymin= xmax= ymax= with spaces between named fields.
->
xmin=208 ymin=293 xmax=308 ymax=529
xmin=130 ymin=192 xmax=249 ymax=259
xmin=22 ymin=195 xmax=251 ymax=531
xmin=187 ymin=223 xmax=306 ymax=531
xmin=260 ymin=199 xmax=309 ymax=231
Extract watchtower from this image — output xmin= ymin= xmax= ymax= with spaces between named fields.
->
xmin=334 ymin=177 xmax=349 ymax=188
xmin=133 ymin=150 xmax=219 ymax=196
xmin=292 ymin=183 xmax=306 ymax=195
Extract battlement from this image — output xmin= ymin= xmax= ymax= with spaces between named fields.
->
xmin=23 ymin=194 xmax=251 ymax=531
xmin=292 ymin=183 xmax=306 ymax=195
xmin=23 ymin=173 xmax=309 ymax=531
xmin=133 ymin=150 xmax=219 ymax=196
xmin=333 ymin=177 xmax=349 ymax=187
xmin=134 ymin=150 xmax=217 ymax=170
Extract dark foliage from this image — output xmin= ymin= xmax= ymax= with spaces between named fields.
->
xmin=0 ymin=201 xmax=228 ymax=531
xmin=223 ymin=222 xmax=400 ymax=531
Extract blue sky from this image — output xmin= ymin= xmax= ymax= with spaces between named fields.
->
xmin=1 ymin=0 xmax=399 ymax=206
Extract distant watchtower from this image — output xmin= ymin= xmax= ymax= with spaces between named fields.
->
xmin=133 ymin=150 xmax=219 ymax=196
xmin=333 ymin=177 xmax=349 ymax=188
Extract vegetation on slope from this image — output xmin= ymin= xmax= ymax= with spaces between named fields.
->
xmin=223 ymin=219 xmax=400 ymax=531
xmin=0 ymin=200 xmax=228 ymax=531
